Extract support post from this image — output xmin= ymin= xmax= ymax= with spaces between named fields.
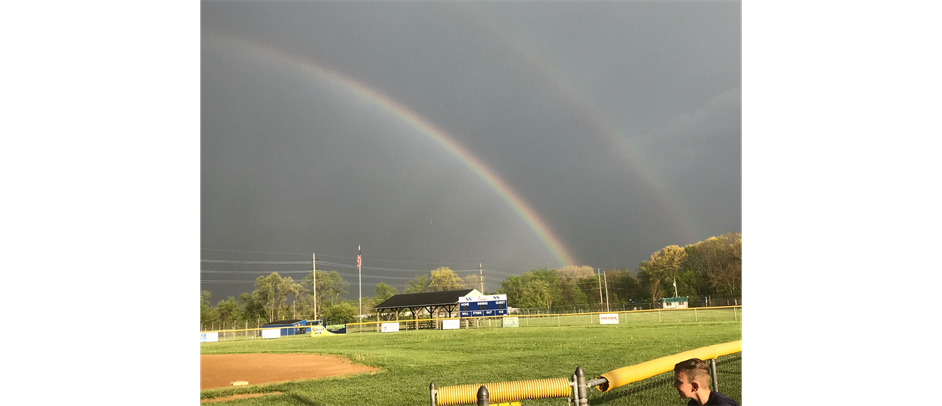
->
xmin=576 ymin=366 xmax=588 ymax=406
xmin=477 ymin=385 xmax=489 ymax=406
xmin=710 ymin=358 xmax=719 ymax=393
xmin=569 ymin=373 xmax=577 ymax=406
xmin=430 ymin=382 xmax=437 ymax=406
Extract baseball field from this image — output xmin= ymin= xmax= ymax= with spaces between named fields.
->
xmin=200 ymin=309 xmax=742 ymax=405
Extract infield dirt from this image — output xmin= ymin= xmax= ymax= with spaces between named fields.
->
xmin=200 ymin=353 xmax=380 ymax=390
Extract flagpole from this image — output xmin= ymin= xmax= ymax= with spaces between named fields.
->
xmin=358 ymin=244 xmax=362 ymax=333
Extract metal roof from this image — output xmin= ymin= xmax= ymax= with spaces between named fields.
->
xmin=374 ymin=289 xmax=475 ymax=310
xmin=661 ymin=297 xmax=688 ymax=303
xmin=260 ymin=319 xmax=305 ymax=327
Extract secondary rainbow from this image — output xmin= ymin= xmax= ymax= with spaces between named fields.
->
xmin=205 ymin=32 xmax=578 ymax=267
xmin=456 ymin=4 xmax=701 ymax=244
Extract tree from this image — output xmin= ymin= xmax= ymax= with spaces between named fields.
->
xmin=682 ymin=232 xmax=742 ymax=298
xmin=322 ymin=301 xmax=357 ymax=325
xmin=200 ymin=290 xmax=217 ymax=326
xmin=496 ymin=275 xmax=526 ymax=307
xmin=558 ymin=277 xmax=590 ymax=309
xmin=215 ymin=296 xmax=242 ymax=325
xmin=576 ymin=275 xmax=605 ymax=309
xmin=429 ymin=267 xmax=464 ymax=292
xmin=404 ymin=273 xmax=431 ymax=294
xmin=239 ymin=291 xmax=267 ymax=322
xmin=706 ymin=232 xmax=742 ymax=297
xmin=374 ymin=282 xmax=398 ymax=304
xmin=496 ymin=269 xmax=562 ymax=310
xmin=556 ymin=265 xmax=594 ymax=282
xmin=498 ymin=274 xmax=547 ymax=309
xmin=636 ymin=261 xmax=660 ymax=301
xmin=520 ymin=278 xmax=551 ymax=309
xmin=641 ymin=245 xmax=688 ymax=301
xmin=250 ymin=272 xmax=298 ymax=322
xmin=300 ymin=270 xmax=350 ymax=319
xmin=607 ymin=269 xmax=642 ymax=304
xmin=528 ymin=268 xmax=562 ymax=309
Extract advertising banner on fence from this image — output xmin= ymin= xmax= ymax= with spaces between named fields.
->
xmin=261 ymin=328 xmax=281 ymax=339
xmin=381 ymin=323 xmax=400 ymax=333
xmin=502 ymin=317 xmax=519 ymax=327
xmin=312 ymin=324 xmax=347 ymax=337
xmin=442 ymin=319 xmax=460 ymax=330
xmin=200 ymin=332 xmax=218 ymax=342
xmin=599 ymin=313 xmax=619 ymax=325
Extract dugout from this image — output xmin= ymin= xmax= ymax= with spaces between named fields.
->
xmin=374 ymin=289 xmax=481 ymax=330
xmin=260 ymin=319 xmax=307 ymax=336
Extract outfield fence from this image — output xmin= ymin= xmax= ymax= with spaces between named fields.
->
xmin=353 ymin=306 xmax=740 ymax=334
xmin=512 ymin=297 xmax=741 ymax=316
xmin=200 ymin=306 xmax=741 ymax=342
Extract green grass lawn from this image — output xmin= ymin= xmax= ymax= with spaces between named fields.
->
xmin=201 ymin=314 xmax=742 ymax=405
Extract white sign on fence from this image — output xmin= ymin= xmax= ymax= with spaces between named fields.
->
xmin=442 ymin=320 xmax=460 ymax=330
xmin=381 ymin=323 xmax=400 ymax=333
xmin=200 ymin=332 xmax=218 ymax=342
xmin=261 ymin=328 xmax=281 ymax=339
xmin=502 ymin=317 xmax=519 ymax=328
xmin=599 ymin=313 xmax=619 ymax=325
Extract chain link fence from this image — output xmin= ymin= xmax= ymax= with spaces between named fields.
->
xmin=582 ymin=352 xmax=742 ymax=406
xmin=200 ymin=299 xmax=742 ymax=340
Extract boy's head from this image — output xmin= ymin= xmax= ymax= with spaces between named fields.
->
xmin=673 ymin=358 xmax=711 ymax=399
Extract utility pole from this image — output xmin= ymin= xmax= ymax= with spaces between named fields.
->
xmin=312 ymin=253 xmax=317 ymax=320
xmin=597 ymin=268 xmax=603 ymax=311
xmin=603 ymin=270 xmax=610 ymax=312
xmin=479 ymin=263 xmax=484 ymax=294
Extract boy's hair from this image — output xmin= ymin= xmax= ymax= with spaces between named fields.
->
xmin=674 ymin=358 xmax=711 ymax=387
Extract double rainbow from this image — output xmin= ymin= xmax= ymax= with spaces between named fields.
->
xmin=204 ymin=32 xmax=578 ymax=267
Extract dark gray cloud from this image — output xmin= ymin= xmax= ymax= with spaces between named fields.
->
xmin=201 ymin=2 xmax=741 ymax=301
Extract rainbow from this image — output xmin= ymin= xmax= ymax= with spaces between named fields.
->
xmin=204 ymin=32 xmax=579 ymax=267
xmin=455 ymin=4 xmax=701 ymax=244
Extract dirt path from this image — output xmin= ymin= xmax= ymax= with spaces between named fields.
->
xmin=200 ymin=353 xmax=380 ymax=390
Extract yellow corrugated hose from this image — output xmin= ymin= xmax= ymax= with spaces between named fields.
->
xmin=597 ymin=340 xmax=742 ymax=392
xmin=437 ymin=377 xmax=571 ymax=406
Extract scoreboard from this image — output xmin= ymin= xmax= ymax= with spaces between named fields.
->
xmin=459 ymin=294 xmax=508 ymax=318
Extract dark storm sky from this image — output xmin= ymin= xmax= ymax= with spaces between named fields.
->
xmin=200 ymin=1 xmax=741 ymax=301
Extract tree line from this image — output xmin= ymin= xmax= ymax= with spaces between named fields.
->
xmin=496 ymin=232 xmax=742 ymax=311
xmin=200 ymin=232 xmax=741 ymax=327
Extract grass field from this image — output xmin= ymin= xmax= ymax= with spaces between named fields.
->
xmin=200 ymin=310 xmax=742 ymax=405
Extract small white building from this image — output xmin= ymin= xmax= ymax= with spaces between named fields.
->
xmin=661 ymin=296 xmax=688 ymax=309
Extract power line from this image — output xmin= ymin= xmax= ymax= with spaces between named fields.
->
xmin=201 ymin=258 xmax=491 ymax=275
xmin=201 ymin=270 xmax=313 ymax=274
xmin=201 ymin=248 xmax=543 ymax=272
xmin=200 ymin=248 xmax=311 ymax=256
xmin=201 ymin=259 xmax=313 ymax=265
